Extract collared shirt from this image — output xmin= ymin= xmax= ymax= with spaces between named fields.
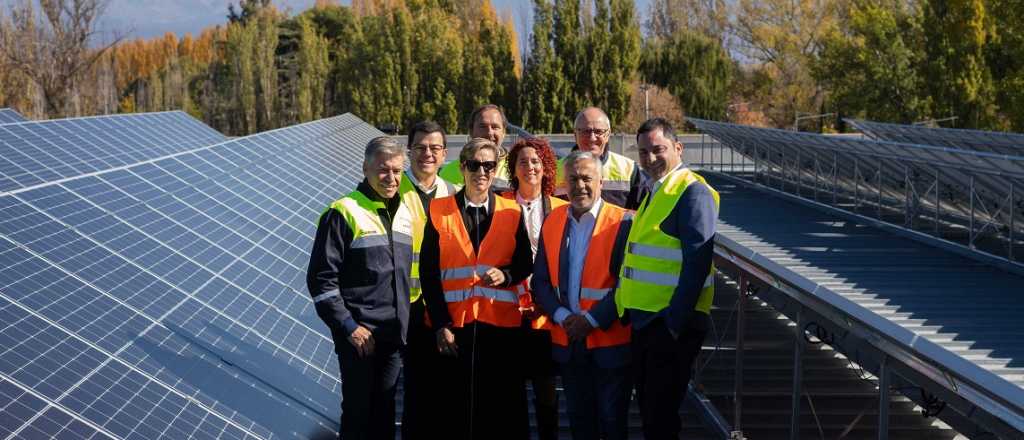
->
xmin=640 ymin=162 xmax=686 ymax=210
xmin=405 ymin=169 xmax=438 ymax=195
xmin=553 ymin=199 xmax=603 ymax=328
xmin=515 ymin=192 xmax=544 ymax=256
xmin=464 ymin=195 xmax=488 ymax=212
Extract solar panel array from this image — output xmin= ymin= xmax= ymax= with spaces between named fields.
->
xmin=847 ymin=118 xmax=1024 ymax=156
xmin=688 ymin=118 xmax=1024 ymax=260
xmin=0 ymin=108 xmax=27 ymax=124
xmin=0 ymin=113 xmax=380 ymax=439
xmin=0 ymin=111 xmax=227 ymax=194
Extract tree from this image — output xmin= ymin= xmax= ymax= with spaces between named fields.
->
xmin=296 ymin=15 xmax=329 ymax=122
xmin=812 ymin=0 xmax=930 ymax=124
xmin=990 ymin=0 xmax=1024 ymax=129
xmin=552 ymin=0 xmax=584 ymax=125
xmin=520 ymin=0 xmax=567 ymax=133
xmin=0 ymin=0 xmax=120 ymax=117
xmin=646 ymin=0 xmax=728 ymax=42
xmin=921 ymin=0 xmax=1000 ymax=129
xmin=641 ymin=29 xmax=733 ymax=120
xmin=732 ymin=0 xmax=842 ymax=128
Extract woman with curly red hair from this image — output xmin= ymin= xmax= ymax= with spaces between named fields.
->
xmin=501 ymin=137 xmax=564 ymax=440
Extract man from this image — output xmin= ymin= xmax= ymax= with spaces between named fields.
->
xmin=616 ymin=118 xmax=719 ymax=440
xmin=421 ymin=137 xmax=534 ymax=440
xmin=438 ymin=104 xmax=513 ymax=192
xmin=307 ymin=136 xmax=415 ymax=440
xmin=400 ymin=120 xmax=456 ymax=439
xmin=532 ymin=151 xmax=633 ymax=440
xmin=556 ymin=107 xmax=644 ymax=209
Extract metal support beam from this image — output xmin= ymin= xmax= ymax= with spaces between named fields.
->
xmin=734 ymin=275 xmax=748 ymax=432
xmin=878 ymin=355 xmax=891 ymax=440
xmin=790 ymin=306 xmax=804 ymax=440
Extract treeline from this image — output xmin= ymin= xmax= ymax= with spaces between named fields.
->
xmin=643 ymin=0 xmax=1024 ymax=132
xmin=1 ymin=0 xmax=1023 ymax=133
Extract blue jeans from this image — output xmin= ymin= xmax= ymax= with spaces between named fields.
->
xmin=560 ymin=341 xmax=632 ymax=440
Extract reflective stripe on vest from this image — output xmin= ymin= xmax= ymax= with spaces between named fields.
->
xmin=616 ymin=168 xmax=719 ymax=317
xmin=555 ymin=150 xmax=636 ymax=196
xmin=400 ymin=174 xmax=453 ymax=303
xmin=430 ymin=194 xmax=523 ymax=328
xmin=497 ymin=193 xmax=569 ymax=331
xmin=540 ymin=203 xmax=631 ymax=349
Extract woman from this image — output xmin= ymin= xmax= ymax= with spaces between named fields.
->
xmin=502 ymin=137 xmax=565 ymax=440
xmin=420 ymin=137 xmax=534 ymax=440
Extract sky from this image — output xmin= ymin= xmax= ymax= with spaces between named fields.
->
xmin=89 ymin=0 xmax=652 ymax=45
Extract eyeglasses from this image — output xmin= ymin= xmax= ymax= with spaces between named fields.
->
xmin=576 ymin=128 xmax=610 ymax=137
xmin=411 ymin=144 xmax=445 ymax=155
xmin=463 ymin=160 xmax=498 ymax=173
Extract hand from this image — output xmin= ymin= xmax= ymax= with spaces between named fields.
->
xmin=520 ymin=306 xmax=541 ymax=321
xmin=347 ymin=326 xmax=375 ymax=358
xmin=480 ymin=267 xmax=506 ymax=287
xmin=563 ymin=314 xmax=594 ymax=342
xmin=436 ymin=327 xmax=458 ymax=356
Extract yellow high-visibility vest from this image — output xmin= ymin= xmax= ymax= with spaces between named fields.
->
xmin=616 ymin=167 xmax=719 ymax=317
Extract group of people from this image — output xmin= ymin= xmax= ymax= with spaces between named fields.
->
xmin=306 ymin=103 xmax=719 ymax=440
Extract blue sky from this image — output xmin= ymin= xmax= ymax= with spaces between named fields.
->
xmin=91 ymin=0 xmax=651 ymax=44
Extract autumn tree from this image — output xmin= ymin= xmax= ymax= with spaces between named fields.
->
xmin=732 ymin=0 xmax=842 ymax=128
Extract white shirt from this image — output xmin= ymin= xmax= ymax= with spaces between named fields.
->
xmin=553 ymin=199 xmax=602 ymax=328
xmin=516 ymin=192 xmax=544 ymax=256
xmin=464 ymin=195 xmax=488 ymax=212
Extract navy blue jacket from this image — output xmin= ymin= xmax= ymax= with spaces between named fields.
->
xmin=306 ymin=181 xmax=412 ymax=349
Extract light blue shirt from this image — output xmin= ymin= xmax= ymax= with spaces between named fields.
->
xmin=553 ymin=199 xmax=602 ymax=329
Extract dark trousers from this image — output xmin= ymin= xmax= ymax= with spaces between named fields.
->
xmin=560 ymin=342 xmax=631 ymax=440
xmin=337 ymin=338 xmax=402 ymax=440
xmin=522 ymin=327 xmax=559 ymax=440
xmin=402 ymin=300 xmax=453 ymax=440
xmin=632 ymin=318 xmax=707 ymax=440
xmin=447 ymin=322 xmax=529 ymax=440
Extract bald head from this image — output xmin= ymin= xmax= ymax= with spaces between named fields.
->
xmin=574 ymin=107 xmax=612 ymax=156
xmin=575 ymin=107 xmax=611 ymax=128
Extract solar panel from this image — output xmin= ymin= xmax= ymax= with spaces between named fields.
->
xmin=0 ymin=113 xmax=379 ymax=439
xmin=0 ymin=108 xmax=27 ymax=124
xmin=0 ymin=111 xmax=227 ymax=194
xmin=689 ymin=118 xmax=1024 ymax=260
xmin=847 ymin=119 xmax=1024 ymax=157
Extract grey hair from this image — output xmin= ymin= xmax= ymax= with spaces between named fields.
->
xmin=563 ymin=150 xmax=603 ymax=178
xmin=574 ymin=106 xmax=611 ymax=129
xmin=364 ymin=136 xmax=406 ymax=166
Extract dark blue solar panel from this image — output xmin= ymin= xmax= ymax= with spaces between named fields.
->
xmin=0 ymin=108 xmax=26 ymax=124
xmin=0 ymin=111 xmax=227 ymax=194
xmin=0 ymin=113 xmax=376 ymax=439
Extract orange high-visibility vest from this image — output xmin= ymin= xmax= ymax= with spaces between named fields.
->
xmin=541 ymin=203 xmax=631 ymax=349
xmin=430 ymin=195 xmax=525 ymax=328
xmin=499 ymin=192 xmax=569 ymax=330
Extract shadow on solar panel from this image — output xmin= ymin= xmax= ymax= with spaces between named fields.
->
xmin=0 ymin=113 xmax=376 ymax=439
xmin=689 ymin=118 xmax=1024 ymax=266
xmin=0 ymin=111 xmax=227 ymax=194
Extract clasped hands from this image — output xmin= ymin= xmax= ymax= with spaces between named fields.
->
xmin=562 ymin=313 xmax=594 ymax=342
xmin=435 ymin=268 xmax=507 ymax=356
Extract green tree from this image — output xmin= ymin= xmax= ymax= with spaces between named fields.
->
xmin=921 ymin=0 xmax=1000 ymax=129
xmin=813 ymin=0 xmax=930 ymax=123
xmin=521 ymin=0 xmax=568 ymax=133
xmin=226 ymin=21 xmax=257 ymax=134
xmin=603 ymin=0 xmax=641 ymax=126
xmin=253 ymin=8 xmax=280 ymax=131
xmin=990 ymin=0 xmax=1024 ymax=129
xmin=641 ymin=29 xmax=733 ymax=120
xmin=296 ymin=15 xmax=329 ymax=122
xmin=552 ymin=0 xmax=584 ymax=126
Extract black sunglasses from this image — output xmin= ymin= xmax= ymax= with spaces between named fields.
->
xmin=463 ymin=160 xmax=498 ymax=173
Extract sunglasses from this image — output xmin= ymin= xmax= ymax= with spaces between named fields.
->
xmin=463 ymin=160 xmax=498 ymax=173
